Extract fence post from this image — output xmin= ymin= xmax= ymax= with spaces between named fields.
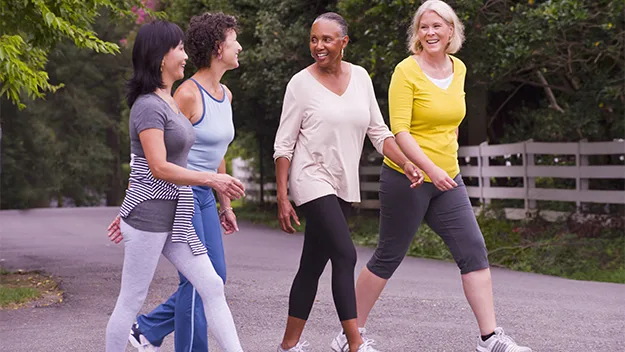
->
xmin=525 ymin=139 xmax=536 ymax=214
xmin=578 ymin=139 xmax=589 ymax=212
xmin=479 ymin=141 xmax=490 ymax=207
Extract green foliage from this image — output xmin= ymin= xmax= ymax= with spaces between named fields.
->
xmin=1 ymin=8 xmax=137 ymax=208
xmin=0 ymin=35 xmax=62 ymax=108
xmin=338 ymin=0 xmax=624 ymax=143
xmin=478 ymin=0 xmax=625 ymax=142
xmin=0 ymin=0 xmax=153 ymax=108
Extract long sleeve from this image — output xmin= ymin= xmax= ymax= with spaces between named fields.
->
xmin=388 ymin=65 xmax=414 ymax=134
xmin=365 ymin=72 xmax=394 ymax=155
xmin=273 ymin=83 xmax=304 ymax=162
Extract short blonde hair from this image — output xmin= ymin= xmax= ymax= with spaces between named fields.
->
xmin=407 ymin=0 xmax=465 ymax=54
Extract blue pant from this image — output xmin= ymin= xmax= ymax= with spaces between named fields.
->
xmin=137 ymin=185 xmax=226 ymax=352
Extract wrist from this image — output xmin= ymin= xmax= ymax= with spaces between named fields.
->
xmin=217 ymin=192 xmax=230 ymax=205
xmin=277 ymin=191 xmax=289 ymax=202
xmin=422 ymin=162 xmax=438 ymax=175
xmin=219 ymin=207 xmax=233 ymax=216
xmin=204 ymin=172 xmax=216 ymax=187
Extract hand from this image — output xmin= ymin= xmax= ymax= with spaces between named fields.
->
xmin=107 ymin=215 xmax=123 ymax=244
xmin=277 ymin=197 xmax=300 ymax=234
xmin=210 ymin=173 xmax=245 ymax=200
xmin=402 ymin=161 xmax=424 ymax=188
xmin=220 ymin=209 xmax=239 ymax=235
xmin=426 ymin=165 xmax=458 ymax=191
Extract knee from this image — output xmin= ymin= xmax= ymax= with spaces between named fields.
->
xmin=456 ymin=237 xmax=489 ymax=274
xmin=214 ymin=263 xmax=227 ymax=284
xmin=196 ymin=274 xmax=225 ymax=300
xmin=118 ymin=289 xmax=148 ymax=315
xmin=332 ymin=246 xmax=357 ymax=270
xmin=367 ymin=250 xmax=404 ymax=279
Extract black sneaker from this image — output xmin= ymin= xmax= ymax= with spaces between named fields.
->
xmin=128 ymin=322 xmax=159 ymax=351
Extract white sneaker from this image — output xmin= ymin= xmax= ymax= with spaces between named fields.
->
xmin=356 ymin=338 xmax=380 ymax=352
xmin=331 ymin=328 xmax=378 ymax=352
xmin=476 ymin=327 xmax=532 ymax=352
xmin=128 ymin=322 xmax=159 ymax=352
xmin=277 ymin=340 xmax=310 ymax=352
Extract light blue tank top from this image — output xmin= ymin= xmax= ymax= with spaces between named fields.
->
xmin=186 ymin=78 xmax=235 ymax=173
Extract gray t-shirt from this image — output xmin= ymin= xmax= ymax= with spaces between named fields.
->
xmin=123 ymin=93 xmax=195 ymax=232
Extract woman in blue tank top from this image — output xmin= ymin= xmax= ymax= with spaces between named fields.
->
xmin=107 ymin=12 xmax=244 ymax=352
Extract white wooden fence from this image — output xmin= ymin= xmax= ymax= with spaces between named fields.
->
xmin=359 ymin=140 xmax=625 ymax=218
xmin=233 ymin=140 xmax=625 ymax=218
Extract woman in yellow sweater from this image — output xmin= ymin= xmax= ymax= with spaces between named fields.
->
xmin=336 ymin=1 xmax=533 ymax=351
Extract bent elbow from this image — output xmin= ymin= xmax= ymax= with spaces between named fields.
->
xmin=150 ymin=163 xmax=167 ymax=180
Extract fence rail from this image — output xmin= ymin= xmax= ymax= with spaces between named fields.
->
xmin=359 ymin=140 xmax=625 ymax=217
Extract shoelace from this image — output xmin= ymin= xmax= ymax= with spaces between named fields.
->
xmin=493 ymin=328 xmax=518 ymax=346
xmin=358 ymin=338 xmax=377 ymax=351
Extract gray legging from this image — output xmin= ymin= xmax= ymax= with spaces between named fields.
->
xmin=367 ymin=164 xmax=489 ymax=279
xmin=105 ymin=220 xmax=243 ymax=352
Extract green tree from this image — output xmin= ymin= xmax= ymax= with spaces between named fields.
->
xmin=337 ymin=0 xmax=624 ymax=143
xmin=0 ymin=2 xmax=153 ymax=209
xmin=0 ymin=0 xmax=150 ymax=108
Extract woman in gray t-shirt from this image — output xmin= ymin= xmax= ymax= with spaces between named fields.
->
xmin=104 ymin=20 xmax=245 ymax=352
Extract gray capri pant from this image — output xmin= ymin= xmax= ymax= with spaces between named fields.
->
xmin=366 ymin=164 xmax=489 ymax=279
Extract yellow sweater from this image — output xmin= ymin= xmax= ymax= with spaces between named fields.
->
xmin=384 ymin=55 xmax=466 ymax=182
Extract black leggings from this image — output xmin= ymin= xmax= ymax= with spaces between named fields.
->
xmin=288 ymin=195 xmax=357 ymax=322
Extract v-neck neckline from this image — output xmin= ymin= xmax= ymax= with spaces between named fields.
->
xmin=152 ymin=92 xmax=181 ymax=115
xmin=305 ymin=63 xmax=353 ymax=98
xmin=411 ymin=55 xmax=456 ymax=92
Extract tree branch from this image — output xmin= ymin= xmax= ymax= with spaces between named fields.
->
xmin=536 ymin=70 xmax=565 ymax=113
xmin=488 ymin=83 xmax=525 ymax=128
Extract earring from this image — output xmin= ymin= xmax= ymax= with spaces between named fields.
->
xmin=160 ymin=60 xmax=164 ymax=72
xmin=341 ymin=48 xmax=344 ymax=56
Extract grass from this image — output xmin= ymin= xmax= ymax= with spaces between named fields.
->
xmin=0 ymin=270 xmax=63 ymax=309
xmin=233 ymin=201 xmax=625 ymax=284
xmin=0 ymin=287 xmax=41 ymax=307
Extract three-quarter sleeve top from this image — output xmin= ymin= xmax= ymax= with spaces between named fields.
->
xmin=273 ymin=64 xmax=394 ymax=206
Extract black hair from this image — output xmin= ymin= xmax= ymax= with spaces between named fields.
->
xmin=314 ymin=12 xmax=348 ymax=37
xmin=186 ymin=12 xmax=239 ymax=69
xmin=127 ymin=20 xmax=185 ymax=107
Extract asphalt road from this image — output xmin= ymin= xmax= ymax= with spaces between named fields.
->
xmin=0 ymin=207 xmax=623 ymax=352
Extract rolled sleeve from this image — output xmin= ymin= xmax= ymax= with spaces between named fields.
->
xmin=388 ymin=65 xmax=414 ymax=135
xmin=273 ymin=84 xmax=303 ymax=162
xmin=365 ymin=73 xmax=394 ymax=155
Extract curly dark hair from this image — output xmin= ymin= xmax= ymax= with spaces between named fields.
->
xmin=185 ymin=12 xmax=239 ymax=69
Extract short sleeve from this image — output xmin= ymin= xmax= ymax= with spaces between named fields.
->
xmin=131 ymin=97 xmax=168 ymax=134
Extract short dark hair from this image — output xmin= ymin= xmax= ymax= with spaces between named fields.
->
xmin=186 ymin=12 xmax=239 ymax=69
xmin=314 ymin=12 xmax=348 ymax=37
xmin=126 ymin=20 xmax=185 ymax=107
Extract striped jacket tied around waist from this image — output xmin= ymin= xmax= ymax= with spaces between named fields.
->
xmin=119 ymin=154 xmax=207 ymax=256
